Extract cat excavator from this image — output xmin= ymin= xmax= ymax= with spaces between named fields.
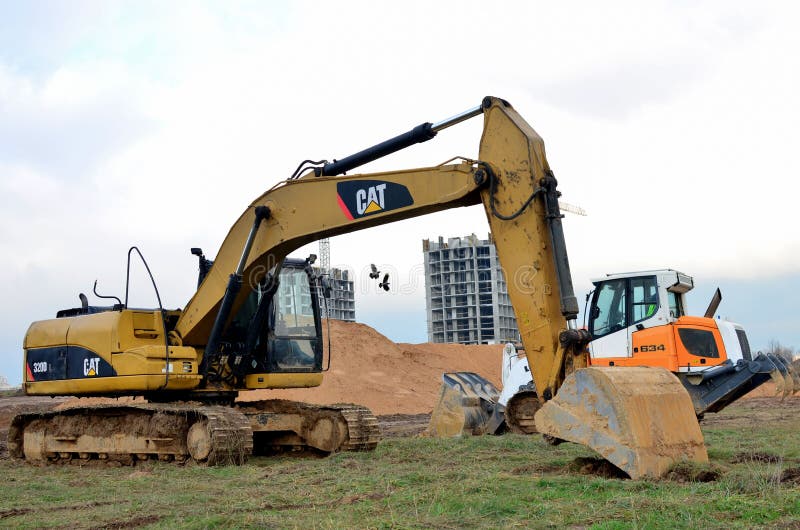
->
xmin=13 ymin=96 xmax=710 ymax=478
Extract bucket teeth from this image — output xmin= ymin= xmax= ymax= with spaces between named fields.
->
xmin=534 ymin=367 xmax=708 ymax=479
xmin=780 ymin=355 xmax=797 ymax=396
xmin=792 ymin=358 xmax=800 ymax=396
xmin=766 ymin=353 xmax=794 ymax=398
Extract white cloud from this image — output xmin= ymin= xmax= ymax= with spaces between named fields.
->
xmin=2 ymin=1 xmax=800 ymax=382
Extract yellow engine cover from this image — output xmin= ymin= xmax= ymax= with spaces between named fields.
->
xmin=23 ymin=309 xmax=202 ymax=395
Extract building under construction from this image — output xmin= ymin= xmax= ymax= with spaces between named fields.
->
xmin=423 ymin=234 xmax=519 ymax=344
xmin=319 ymin=267 xmax=356 ymax=322
xmin=280 ymin=266 xmax=355 ymax=322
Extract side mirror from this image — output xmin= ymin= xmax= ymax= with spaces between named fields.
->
xmin=590 ymin=305 xmax=600 ymax=319
xmin=321 ymin=277 xmax=332 ymax=299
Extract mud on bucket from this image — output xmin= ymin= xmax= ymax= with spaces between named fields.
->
xmin=534 ymin=366 xmax=708 ymax=479
xmin=426 ymin=372 xmax=505 ymax=437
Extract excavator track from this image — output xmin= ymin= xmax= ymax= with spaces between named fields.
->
xmin=236 ymin=400 xmax=380 ymax=455
xmin=8 ymin=403 xmax=253 ymax=466
xmin=7 ymin=399 xmax=379 ymax=466
xmin=330 ymin=403 xmax=381 ymax=452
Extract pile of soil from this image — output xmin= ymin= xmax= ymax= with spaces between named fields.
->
xmin=240 ymin=320 xmax=504 ymax=415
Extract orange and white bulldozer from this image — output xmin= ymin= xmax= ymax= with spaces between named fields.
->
xmin=429 ymin=269 xmax=798 ymax=437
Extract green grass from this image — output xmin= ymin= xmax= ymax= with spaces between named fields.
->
xmin=1 ymin=407 xmax=798 ymax=529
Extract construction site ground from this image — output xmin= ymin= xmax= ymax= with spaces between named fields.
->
xmin=0 ymin=320 xmax=797 ymax=528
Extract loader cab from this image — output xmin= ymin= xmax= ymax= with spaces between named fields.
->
xmin=588 ymin=270 xmax=692 ymax=359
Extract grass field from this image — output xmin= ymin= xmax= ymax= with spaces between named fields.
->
xmin=1 ymin=398 xmax=798 ymax=529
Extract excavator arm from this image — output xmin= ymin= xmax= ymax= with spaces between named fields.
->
xmin=174 ymin=96 xmax=707 ymax=478
xmin=175 ymin=96 xmax=584 ymax=403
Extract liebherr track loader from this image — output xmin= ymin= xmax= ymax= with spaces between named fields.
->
xmin=432 ymin=269 xmax=796 ymax=441
xmin=14 ymin=96 xmax=709 ymax=478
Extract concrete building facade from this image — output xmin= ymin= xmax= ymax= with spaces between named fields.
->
xmin=318 ymin=267 xmax=356 ymax=322
xmin=278 ymin=266 xmax=355 ymax=322
xmin=423 ymin=234 xmax=519 ymax=344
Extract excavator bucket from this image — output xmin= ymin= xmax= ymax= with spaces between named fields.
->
xmin=534 ymin=367 xmax=708 ymax=479
xmin=426 ymin=372 xmax=505 ymax=437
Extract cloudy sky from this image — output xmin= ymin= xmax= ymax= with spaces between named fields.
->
xmin=1 ymin=1 xmax=799 ymax=384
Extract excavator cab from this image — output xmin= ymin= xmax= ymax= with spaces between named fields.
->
xmin=210 ymin=257 xmax=325 ymax=388
xmin=252 ymin=260 xmax=323 ymax=374
xmin=192 ymin=248 xmax=324 ymax=378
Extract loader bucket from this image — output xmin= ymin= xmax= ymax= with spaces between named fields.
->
xmin=679 ymin=354 xmax=783 ymax=415
xmin=767 ymin=353 xmax=794 ymax=397
xmin=534 ymin=367 xmax=708 ymax=479
xmin=775 ymin=354 xmax=798 ymax=396
xmin=426 ymin=372 xmax=505 ymax=437
xmin=793 ymin=358 xmax=800 ymax=395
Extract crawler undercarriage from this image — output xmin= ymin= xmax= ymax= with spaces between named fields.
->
xmin=9 ymin=399 xmax=380 ymax=466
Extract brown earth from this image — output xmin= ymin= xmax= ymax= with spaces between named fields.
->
xmin=239 ymin=320 xmax=504 ymax=415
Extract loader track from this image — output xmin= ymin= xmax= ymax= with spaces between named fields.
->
xmin=8 ymin=403 xmax=253 ymax=466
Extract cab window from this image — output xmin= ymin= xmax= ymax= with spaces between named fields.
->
xmin=589 ymin=279 xmax=626 ymax=339
xmin=269 ymin=267 xmax=320 ymax=372
xmin=678 ymin=328 xmax=719 ymax=358
xmin=667 ymin=291 xmax=684 ymax=318
xmin=630 ymin=276 xmax=658 ymax=324
xmin=274 ymin=267 xmax=317 ymax=338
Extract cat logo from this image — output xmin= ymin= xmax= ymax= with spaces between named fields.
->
xmin=356 ymin=183 xmax=387 ymax=215
xmin=336 ymin=180 xmax=413 ymax=220
xmin=83 ymin=357 xmax=101 ymax=377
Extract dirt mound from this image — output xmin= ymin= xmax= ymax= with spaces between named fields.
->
xmin=240 ymin=320 xmax=504 ymax=414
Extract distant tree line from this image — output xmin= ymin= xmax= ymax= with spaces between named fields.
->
xmin=765 ymin=339 xmax=798 ymax=362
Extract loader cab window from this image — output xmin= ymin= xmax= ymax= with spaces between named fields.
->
xmin=630 ymin=276 xmax=658 ymax=324
xmin=589 ymin=279 xmax=627 ymax=339
xmin=667 ymin=291 xmax=684 ymax=318
xmin=590 ymin=276 xmax=658 ymax=339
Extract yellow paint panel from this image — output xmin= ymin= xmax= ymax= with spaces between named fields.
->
xmin=245 ymin=372 xmax=323 ymax=389
xmin=24 ymin=374 xmax=202 ymax=395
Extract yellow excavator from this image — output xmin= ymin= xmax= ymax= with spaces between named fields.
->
xmin=13 ymin=96 xmax=708 ymax=478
